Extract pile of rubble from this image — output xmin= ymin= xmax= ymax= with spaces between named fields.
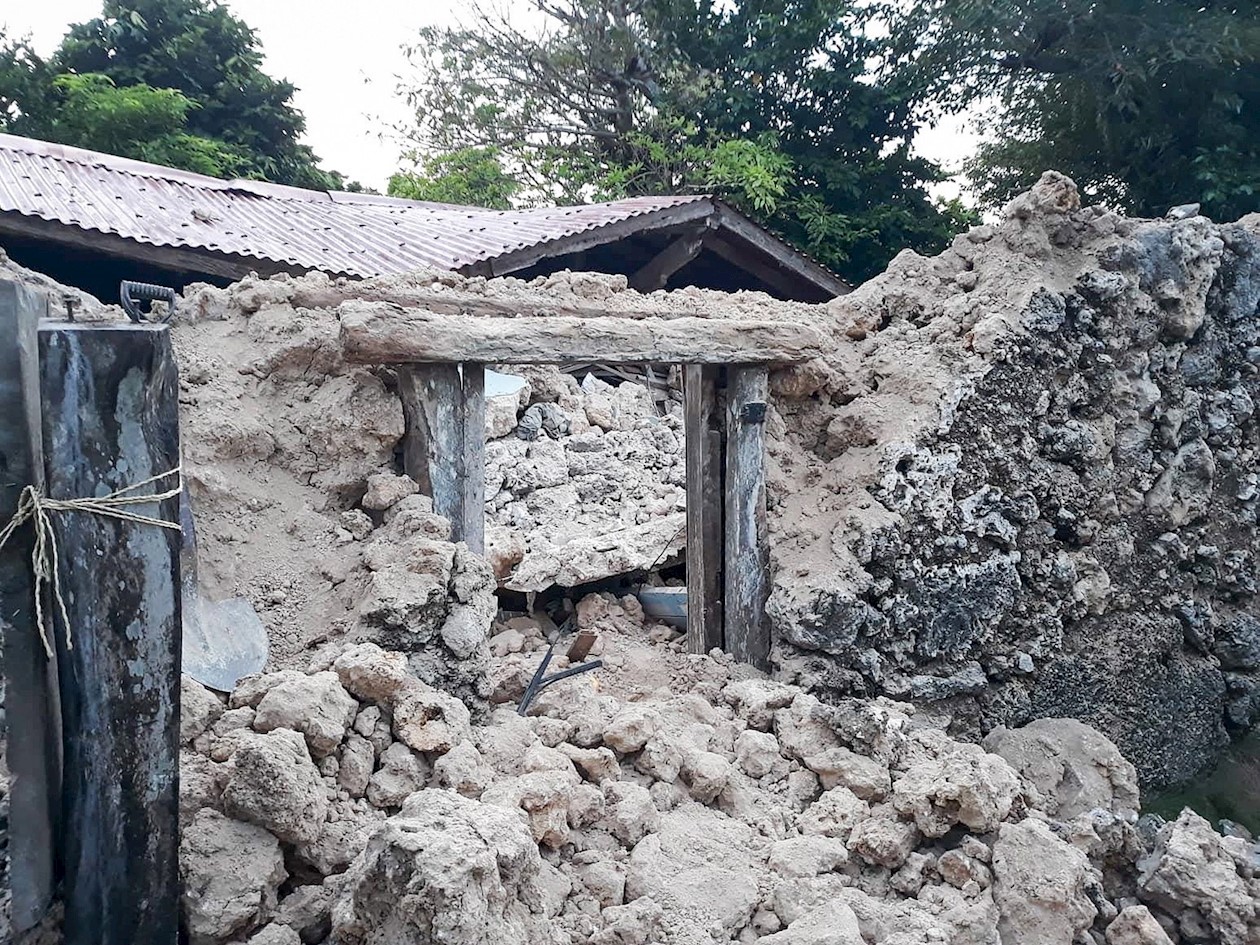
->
xmin=178 ymin=591 xmax=1259 ymax=945
xmin=483 ymin=366 xmax=686 ymax=592
xmin=763 ymin=174 xmax=1260 ymax=789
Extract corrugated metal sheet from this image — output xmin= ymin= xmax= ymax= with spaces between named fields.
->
xmin=0 ymin=133 xmax=711 ymax=278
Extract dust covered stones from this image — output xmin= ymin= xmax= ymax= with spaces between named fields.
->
xmin=331 ymin=790 xmax=547 ymax=945
xmin=175 ymin=615 xmax=1260 ymax=945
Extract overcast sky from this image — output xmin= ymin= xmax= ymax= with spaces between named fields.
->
xmin=4 ymin=1 xmax=977 ymax=194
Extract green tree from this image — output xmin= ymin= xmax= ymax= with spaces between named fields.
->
xmin=45 ymin=73 xmax=247 ymax=177
xmin=890 ymin=1 xmax=1260 ymax=220
xmin=397 ymin=0 xmax=972 ymax=282
xmin=0 ymin=1 xmax=344 ymax=189
xmin=648 ymin=0 xmax=973 ymax=282
xmin=389 ymin=148 xmax=521 ymax=209
xmin=0 ymin=31 xmax=54 ymax=130
xmin=397 ymin=1 xmax=793 ymax=208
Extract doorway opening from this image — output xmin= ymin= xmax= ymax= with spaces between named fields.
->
xmin=341 ymin=296 xmax=822 ymax=670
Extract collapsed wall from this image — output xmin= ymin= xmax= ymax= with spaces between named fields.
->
xmin=170 ymin=266 xmax=792 ymax=697
xmin=765 ymin=173 xmax=1260 ymax=789
xmin=5 ymin=169 xmax=1258 ymax=790
xmin=171 ymin=173 xmax=1258 ymax=789
xmin=171 ymin=283 xmax=498 ymax=703
xmin=169 ymin=272 xmax=692 ymax=699
xmin=12 ymin=170 xmax=1254 ymax=786
xmin=176 ymin=598 xmax=1260 ymax=945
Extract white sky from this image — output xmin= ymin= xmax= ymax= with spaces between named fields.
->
xmin=3 ymin=1 xmax=977 ymax=195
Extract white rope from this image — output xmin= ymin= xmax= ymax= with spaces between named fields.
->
xmin=0 ymin=467 xmax=182 ymax=657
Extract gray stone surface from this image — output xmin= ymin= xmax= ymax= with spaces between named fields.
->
xmin=984 ymin=717 xmax=1140 ymax=819
xmin=772 ymin=176 xmax=1260 ymax=790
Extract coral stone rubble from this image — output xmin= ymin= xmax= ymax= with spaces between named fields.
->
xmin=178 ymin=601 xmax=1258 ymax=945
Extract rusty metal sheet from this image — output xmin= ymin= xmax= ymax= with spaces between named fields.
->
xmin=0 ymin=133 xmax=708 ymax=278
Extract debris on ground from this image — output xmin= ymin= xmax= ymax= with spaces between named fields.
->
xmin=176 ymin=600 xmax=1260 ymax=945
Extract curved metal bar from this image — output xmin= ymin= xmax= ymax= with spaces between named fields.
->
xmin=120 ymin=281 xmax=178 ymax=323
xmin=516 ymin=628 xmax=603 ymax=715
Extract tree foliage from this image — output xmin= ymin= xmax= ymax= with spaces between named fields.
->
xmin=889 ymin=1 xmax=1260 ymax=220
xmin=0 ymin=1 xmax=343 ymax=189
xmin=0 ymin=32 xmax=51 ymax=130
xmin=389 ymin=148 xmax=522 ymax=209
xmin=395 ymin=0 xmax=973 ymax=283
xmin=49 ymin=73 xmax=249 ymax=177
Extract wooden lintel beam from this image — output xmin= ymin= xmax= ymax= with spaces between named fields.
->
xmin=293 ymin=276 xmax=785 ymax=321
xmin=630 ymin=228 xmax=709 ymax=293
xmin=339 ymin=301 xmax=826 ymax=366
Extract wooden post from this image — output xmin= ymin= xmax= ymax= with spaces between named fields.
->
xmin=724 ymin=365 xmax=771 ymax=671
xmin=684 ymin=364 xmax=723 ymax=655
xmin=461 ymin=363 xmax=486 ymax=555
xmin=396 ymin=363 xmax=485 ymax=553
xmin=38 ymin=323 xmax=182 ymax=945
xmin=0 ymin=279 xmax=59 ymax=934
xmin=395 ymin=365 xmax=430 ymax=495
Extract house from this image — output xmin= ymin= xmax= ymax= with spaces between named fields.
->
xmin=0 ymin=133 xmax=848 ymax=305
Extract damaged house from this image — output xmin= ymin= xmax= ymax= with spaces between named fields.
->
xmin=1 ymin=136 xmax=1258 ymax=945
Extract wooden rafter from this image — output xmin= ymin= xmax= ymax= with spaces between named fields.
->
xmin=712 ymin=204 xmax=851 ymax=300
xmin=629 ymin=227 xmax=710 ymax=292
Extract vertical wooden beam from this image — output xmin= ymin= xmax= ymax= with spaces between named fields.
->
xmin=395 ymin=365 xmax=430 ymax=496
xmin=684 ymin=364 xmax=723 ymax=655
xmin=460 ymin=363 xmax=486 ymax=556
xmin=39 ymin=323 xmax=182 ymax=945
xmin=396 ymin=363 xmax=485 ymax=553
xmin=0 ymin=280 xmax=59 ymax=934
xmin=724 ymin=365 xmax=771 ymax=671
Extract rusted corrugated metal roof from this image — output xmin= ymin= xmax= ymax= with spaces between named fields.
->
xmin=0 ymin=133 xmax=717 ymax=278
